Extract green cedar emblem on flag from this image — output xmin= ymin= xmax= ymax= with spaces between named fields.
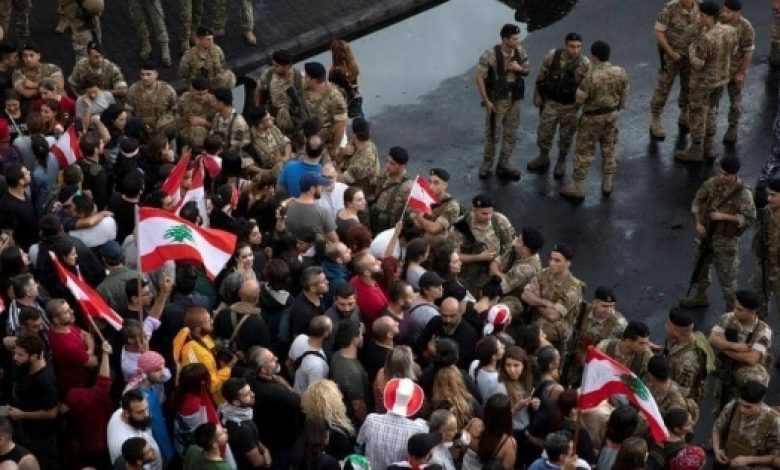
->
xmin=163 ymin=225 xmax=195 ymax=243
xmin=619 ymin=373 xmax=650 ymax=401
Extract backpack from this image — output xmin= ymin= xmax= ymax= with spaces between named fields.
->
xmin=287 ymin=349 xmax=327 ymax=379
xmin=646 ymin=441 xmax=687 ymax=470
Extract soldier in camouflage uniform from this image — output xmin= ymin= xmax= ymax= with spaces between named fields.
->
xmin=664 ymin=308 xmax=708 ymax=401
xmin=720 ymin=0 xmax=754 ymax=145
xmin=128 ymin=0 xmax=171 ymax=66
xmin=712 ymin=381 xmax=780 ymax=468
xmin=179 ymin=0 xmax=203 ymax=53
xmin=649 ymin=0 xmax=700 ymax=139
xmin=772 ymin=0 xmax=780 ymax=67
xmin=176 ymin=77 xmax=216 ymax=151
xmin=451 ymin=194 xmax=515 ymax=297
xmin=680 ymin=157 xmax=756 ymax=309
xmin=528 ymin=32 xmax=590 ymax=179
xmin=125 ymin=63 xmax=177 ymax=135
xmin=416 ymin=168 xmax=461 ymax=249
xmin=212 ymin=0 xmax=256 ymax=45
xmin=675 ymin=2 xmax=736 ymax=162
xmin=367 ymin=147 xmax=412 ymax=234
xmin=521 ymin=243 xmax=584 ymax=352
xmin=646 ymin=357 xmax=695 ymax=421
xmin=596 ymin=321 xmax=653 ymax=380
xmin=68 ymin=43 xmax=127 ymax=100
xmin=211 ymin=87 xmax=252 ymax=166
xmin=750 ymin=179 xmax=780 ymax=318
xmin=0 ymin=0 xmax=30 ymax=44
xmin=255 ymin=50 xmax=306 ymax=137
xmin=340 ymin=118 xmax=380 ymax=196
xmin=245 ymin=105 xmax=291 ymax=175
xmin=560 ymin=41 xmax=629 ymax=200
xmin=475 ymin=23 xmax=528 ymax=180
xmin=301 ymin=62 xmax=347 ymax=159
xmin=13 ymin=44 xmax=64 ymax=105
xmin=709 ymin=291 xmax=772 ymax=400
xmin=179 ymin=27 xmax=236 ymax=91
xmin=489 ymin=226 xmax=543 ymax=299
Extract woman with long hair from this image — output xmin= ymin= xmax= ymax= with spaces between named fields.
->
xmin=336 ymin=186 xmax=366 ymax=242
xmin=432 ymin=364 xmax=482 ymax=428
xmin=428 ymin=243 xmax=474 ymax=305
xmin=300 ymin=379 xmax=356 ymax=460
xmin=209 ymin=183 xmax=241 ymax=234
xmin=491 ymin=346 xmax=534 ymax=468
xmin=172 ymin=363 xmax=213 ymax=455
xmin=525 ymin=345 xmax=566 ymax=462
xmin=461 ymin=394 xmax=517 ymax=470
xmin=139 ymin=132 xmax=175 ymax=186
xmin=516 ymin=323 xmax=551 ymax=359
xmin=0 ymin=245 xmax=30 ymax=303
xmin=373 ymin=345 xmax=417 ymax=412
xmin=293 ymin=417 xmax=341 ymax=469
xmin=98 ymin=103 xmax=128 ymax=152
xmin=469 ymin=335 xmax=505 ymax=403
xmin=39 ymin=98 xmax=65 ymax=137
xmin=611 ymin=436 xmax=647 ymax=470
xmin=597 ymin=405 xmax=640 ymax=470
xmin=402 ymin=237 xmax=429 ymax=289
xmin=235 ymin=169 xmax=278 ymax=232
xmin=217 ymin=241 xmax=258 ymax=305
xmin=329 ymin=39 xmax=361 ymax=118
xmin=237 ymin=218 xmax=268 ymax=274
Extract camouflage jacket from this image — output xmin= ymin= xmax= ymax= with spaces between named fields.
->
xmin=68 ymin=57 xmax=126 ymax=93
xmin=690 ymin=22 xmax=737 ymax=88
xmin=342 ymin=141 xmax=380 ymax=196
xmin=302 ymin=83 xmax=347 ymax=135
xmin=125 ymin=80 xmax=178 ymax=130
xmin=691 ymin=176 xmax=756 ymax=238
xmin=176 ymin=91 xmax=216 ymax=132
xmin=527 ymin=268 xmax=584 ymax=320
xmin=212 ymin=108 xmax=251 ymax=154
xmin=497 ymin=253 xmax=542 ymax=298
xmin=451 ymin=211 xmax=515 ymax=260
xmin=715 ymin=401 xmax=780 ymax=458
xmin=665 ymin=336 xmax=707 ymax=400
xmin=721 ymin=15 xmax=755 ymax=75
xmin=654 ymin=0 xmax=701 ymax=53
xmin=576 ymin=61 xmax=629 ymax=112
xmin=13 ymin=63 xmax=64 ymax=90
xmin=369 ymin=173 xmax=413 ymax=234
xmin=751 ymin=207 xmax=780 ymax=273
xmin=179 ymin=45 xmax=229 ymax=87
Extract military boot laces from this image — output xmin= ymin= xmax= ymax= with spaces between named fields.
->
xmin=723 ymin=126 xmax=738 ymax=145
xmin=674 ymin=142 xmax=703 ymax=163
xmin=649 ymin=115 xmax=666 ymax=140
xmin=527 ymin=151 xmax=550 ymax=173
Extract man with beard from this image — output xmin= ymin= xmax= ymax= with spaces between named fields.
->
xmin=0 ymin=163 xmax=36 ymax=251
xmin=382 ymin=280 xmax=415 ymax=346
xmin=221 ymin=378 xmax=273 ymax=469
xmin=284 ymin=172 xmax=338 ymax=243
xmin=117 ymin=437 xmax=158 ymax=470
xmin=414 ymin=297 xmax=479 ymax=369
xmin=46 ymin=298 xmax=97 ymax=397
xmin=107 ymin=390 xmax=162 ymax=470
xmin=330 ymin=321 xmax=369 ymax=425
xmin=350 ymin=252 xmax=389 ymax=330
xmin=289 ymin=267 xmax=329 ymax=338
xmin=9 ymin=334 xmax=59 ymax=469
xmin=323 ymin=282 xmax=361 ymax=357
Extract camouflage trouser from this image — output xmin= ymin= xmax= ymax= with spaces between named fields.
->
xmin=536 ymin=100 xmax=579 ymax=154
xmin=572 ymin=113 xmax=618 ymax=181
xmin=534 ymin=315 xmax=571 ymax=356
xmin=213 ymin=0 xmax=254 ymax=31
xmin=179 ymin=125 xmax=210 ymax=150
xmin=688 ymin=84 xmax=723 ymax=143
xmin=482 ymin=98 xmax=521 ymax=170
xmin=128 ymin=0 xmax=169 ymax=43
xmin=179 ymin=0 xmax=204 ymax=45
xmin=691 ymin=234 xmax=739 ymax=308
xmin=649 ymin=53 xmax=691 ymax=117
xmin=749 ymin=265 xmax=780 ymax=318
xmin=0 ymin=0 xmax=30 ymax=42
xmin=726 ymin=76 xmax=745 ymax=128
xmin=63 ymin=2 xmax=101 ymax=61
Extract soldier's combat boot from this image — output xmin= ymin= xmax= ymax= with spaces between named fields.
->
xmin=560 ymin=179 xmax=585 ymax=200
xmin=674 ymin=142 xmax=703 ymax=162
xmin=160 ymin=43 xmax=172 ymax=67
xmin=496 ymin=165 xmax=521 ymax=181
xmin=601 ymin=174 xmax=613 ymax=196
xmin=703 ymin=136 xmax=717 ymax=160
xmin=649 ymin=114 xmax=666 ymax=140
xmin=553 ymin=153 xmax=566 ymax=179
xmin=679 ymin=290 xmax=709 ymax=308
xmin=139 ymin=40 xmax=152 ymax=61
xmin=771 ymin=42 xmax=780 ymax=68
xmin=678 ymin=112 xmax=690 ymax=134
xmin=723 ymin=125 xmax=737 ymax=145
xmin=244 ymin=30 xmax=257 ymax=46
xmin=527 ymin=150 xmax=550 ymax=173
xmin=479 ymin=161 xmax=492 ymax=179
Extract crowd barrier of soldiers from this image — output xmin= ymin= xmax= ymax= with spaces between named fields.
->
xmin=1 ymin=0 xmax=780 ymax=468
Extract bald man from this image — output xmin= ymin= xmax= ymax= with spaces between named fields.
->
xmin=414 ymin=297 xmax=479 ymax=368
xmin=214 ymin=279 xmax=271 ymax=354
xmin=361 ymin=315 xmax=399 ymax=382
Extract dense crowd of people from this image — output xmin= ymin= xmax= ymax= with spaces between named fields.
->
xmin=0 ymin=1 xmax=778 ymax=470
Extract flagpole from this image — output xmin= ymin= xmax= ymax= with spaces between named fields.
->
xmin=134 ymin=205 xmax=143 ymax=324
xmin=397 ymin=175 xmax=416 ymax=223
xmin=85 ymin=312 xmax=107 ymax=345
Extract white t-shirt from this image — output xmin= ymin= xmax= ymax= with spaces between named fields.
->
xmin=106 ymin=408 xmax=163 ymax=470
xmin=69 ymin=216 xmax=117 ymax=248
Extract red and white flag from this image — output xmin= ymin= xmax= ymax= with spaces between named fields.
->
xmin=137 ymin=207 xmax=236 ymax=279
xmin=579 ymin=347 xmax=669 ymax=443
xmin=161 ymin=152 xmax=191 ymax=208
xmin=176 ymin=158 xmax=210 ymax=227
xmin=50 ymin=252 xmax=123 ymax=330
xmin=50 ymin=125 xmax=83 ymax=168
xmin=202 ymin=153 xmax=222 ymax=178
xmin=174 ymin=384 xmax=235 ymax=464
xmin=407 ymin=175 xmax=440 ymax=215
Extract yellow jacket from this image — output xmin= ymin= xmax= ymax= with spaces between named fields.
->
xmin=172 ymin=327 xmax=231 ymax=404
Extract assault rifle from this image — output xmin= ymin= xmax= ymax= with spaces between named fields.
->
xmin=561 ymin=301 xmax=588 ymax=388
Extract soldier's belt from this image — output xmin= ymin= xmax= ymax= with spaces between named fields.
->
xmin=582 ymin=107 xmax=618 ymax=116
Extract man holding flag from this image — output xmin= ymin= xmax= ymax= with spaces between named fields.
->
xmin=410 ymin=168 xmax=460 ymax=248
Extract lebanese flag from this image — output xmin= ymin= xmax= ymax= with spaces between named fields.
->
xmin=202 ymin=152 xmax=222 ymax=177
xmin=175 ymin=158 xmax=210 ymax=227
xmin=50 ymin=125 xmax=83 ymax=168
xmin=50 ymin=252 xmax=124 ymax=330
xmin=137 ymin=207 xmax=236 ymax=279
xmin=161 ymin=152 xmax=191 ymax=208
xmin=579 ymin=347 xmax=669 ymax=443
xmin=407 ymin=175 xmax=439 ymax=215
xmin=175 ymin=384 xmax=235 ymax=464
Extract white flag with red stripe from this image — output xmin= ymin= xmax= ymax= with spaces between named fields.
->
xmin=161 ymin=152 xmax=191 ymax=208
xmin=407 ymin=175 xmax=440 ymax=215
xmin=202 ymin=153 xmax=222 ymax=177
xmin=579 ymin=347 xmax=669 ymax=443
xmin=176 ymin=158 xmax=210 ymax=227
xmin=50 ymin=125 xmax=83 ymax=168
xmin=50 ymin=252 xmax=123 ymax=330
xmin=137 ymin=207 xmax=236 ymax=279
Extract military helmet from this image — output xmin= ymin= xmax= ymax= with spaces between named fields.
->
xmin=81 ymin=0 xmax=105 ymax=15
